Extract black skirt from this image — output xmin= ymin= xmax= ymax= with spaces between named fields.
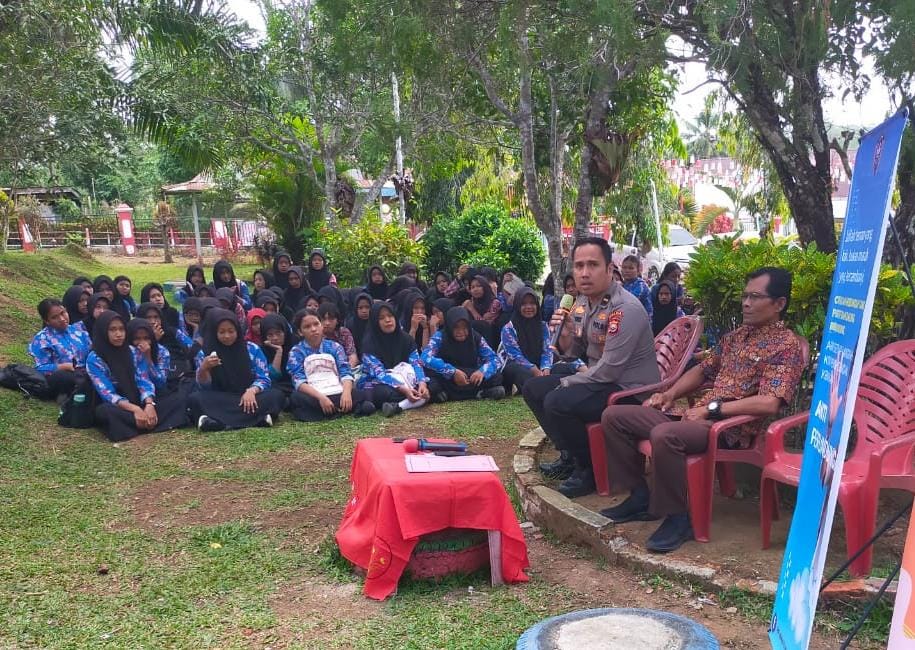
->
xmin=187 ymin=388 xmax=285 ymax=430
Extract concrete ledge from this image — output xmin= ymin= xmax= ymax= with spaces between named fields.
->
xmin=512 ymin=428 xmax=897 ymax=603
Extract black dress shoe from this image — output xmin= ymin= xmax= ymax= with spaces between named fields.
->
xmin=539 ymin=450 xmax=574 ymax=479
xmin=558 ymin=467 xmax=596 ymax=498
xmin=599 ymin=488 xmax=659 ymax=523
xmin=646 ymin=513 xmax=693 ymax=553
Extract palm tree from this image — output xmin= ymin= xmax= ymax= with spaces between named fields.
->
xmin=683 ymin=93 xmax=723 ymax=160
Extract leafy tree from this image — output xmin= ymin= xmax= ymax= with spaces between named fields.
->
xmin=682 ymin=93 xmax=725 ymax=159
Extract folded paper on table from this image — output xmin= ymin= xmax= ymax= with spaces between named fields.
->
xmin=405 ymin=454 xmax=499 ymax=473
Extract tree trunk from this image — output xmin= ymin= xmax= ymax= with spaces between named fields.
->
xmin=573 ymin=67 xmax=614 ymax=243
xmin=322 ymin=154 xmax=339 ymax=223
xmin=352 ymin=159 xmax=393 ymax=224
xmin=162 ymin=224 xmax=173 ymax=263
xmin=885 ymin=123 xmax=915 ymax=337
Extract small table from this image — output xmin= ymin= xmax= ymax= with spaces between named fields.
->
xmin=335 ymin=438 xmax=530 ymax=600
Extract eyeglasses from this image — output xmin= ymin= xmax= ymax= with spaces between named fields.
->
xmin=740 ymin=292 xmax=773 ymax=302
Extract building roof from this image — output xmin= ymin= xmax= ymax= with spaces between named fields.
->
xmin=161 ymin=173 xmax=214 ymax=195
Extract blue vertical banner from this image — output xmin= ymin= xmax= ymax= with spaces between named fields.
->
xmin=769 ymin=109 xmax=909 ymax=649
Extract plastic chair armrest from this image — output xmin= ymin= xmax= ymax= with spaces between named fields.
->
xmin=763 ymin=412 xmax=810 ymax=464
xmin=607 ymin=382 xmax=670 ymax=406
xmin=706 ymin=415 xmax=760 ymax=459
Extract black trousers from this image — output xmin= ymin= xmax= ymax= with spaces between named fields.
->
xmin=188 ymin=388 xmax=284 ymax=430
xmin=47 ymin=368 xmax=90 ymax=399
xmin=94 ymin=390 xmax=189 ymax=442
xmin=522 ymin=375 xmax=631 ymax=466
xmin=425 ymin=368 xmax=504 ymax=401
xmin=288 ymin=388 xmax=369 ymax=422
xmin=502 ymin=362 xmax=536 ymax=394
xmin=365 ymin=384 xmax=403 ymax=408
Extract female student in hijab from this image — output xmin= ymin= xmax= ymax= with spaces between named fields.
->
xmin=301 ymin=292 xmax=320 ymax=312
xmin=364 ymin=265 xmax=389 ymax=301
xmin=175 ymin=265 xmax=206 ymax=304
xmin=29 ymin=297 xmax=92 ymax=399
xmin=399 ymin=289 xmax=430 ymax=353
xmin=541 ymin=273 xmax=556 ymax=322
xmin=281 ymin=266 xmax=310 ymax=318
xmin=190 ymin=308 xmax=284 ymax=431
xmin=93 ymin=275 xmax=130 ymax=319
xmin=398 ymin=262 xmax=427 ymax=292
xmin=215 ymin=287 xmax=247 ymax=332
xmin=252 ymin=269 xmax=276 ymax=301
xmin=73 ymin=277 xmax=94 ymax=294
xmin=426 ymin=271 xmax=451 ymax=302
xmin=286 ymin=309 xmax=375 ymax=421
xmin=255 ymin=291 xmax=281 ymax=315
xmin=245 ymin=308 xmax=267 ymax=345
xmin=136 ymin=302 xmax=194 ymax=381
xmin=87 ymin=311 xmax=189 ymax=441
xmin=499 ymin=287 xmax=552 ymax=394
xmin=180 ymin=296 xmax=204 ymax=339
xmin=272 ymin=250 xmax=294 ymax=290
xmin=463 ymin=275 xmax=501 ymax=324
xmin=429 ymin=297 xmax=453 ymax=338
xmin=126 ymin=318 xmax=170 ymax=391
xmin=213 ymin=260 xmax=253 ymax=310
xmin=193 ymin=284 xmax=215 ymax=299
xmin=346 ymin=292 xmax=373 ymax=358
xmin=359 ymin=301 xmax=431 ymax=417
xmin=421 ymin=306 xmax=505 ymax=402
xmin=62 ymin=286 xmax=91 ymax=333
xmin=317 ymin=285 xmax=347 ymax=318
xmin=260 ymin=313 xmax=294 ymax=397
xmin=318 ymin=302 xmax=358 ymax=368
xmin=651 ymin=280 xmax=684 ymax=336
xmin=113 ymin=275 xmax=137 ymax=317
xmin=385 ymin=275 xmax=416 ymax=303
xmin=140 ymin=282 xmax=180 ymax=329
xmin=84 ymin=294 xmax=112 ymax=341
xmin=306 ymin=248 xmax=335 ymax=290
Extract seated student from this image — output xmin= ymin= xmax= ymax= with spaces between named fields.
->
xmin=254 ymin=291 xmax=281 ymax=315
xmin=620 ymin=255 xmax=653 ymax=318
xmin=540 ymin=273 xmax=557 ymax=323
xmin=499 ymin=287 xmax=552 ymax=394
xmin=252 ymin=269 xmax=276 ymax=302
xmin=272 ymin=250 xmax=294 ymax=290
xmin=300 ymin=292 xmax=320 ymax=312
xmin=286 ymin=309 xmax=375 ymax=421
xmin=562 ymin=273 xmax=579 ymax=300
xmin=62 ymin=286 xmax=91 ymax=333
xmin=462 ymin=274 xmax=502 ymax=349
xmin=360 ymin=302 xmax=431 ymax=417
xmin=651 ymin=280 xmax=685 ymax=336
xmin=421 ymin=306 xmax=505 ymax=402
xmin=280 ymin=266 xmax=310 ymax=320
xmin=245 ymin=308 xmax=267 ymax=345
xmin=126 ymin=317 xmax=172 ymax=392
xmin=386 ymin=274 xmax=416 ymax=302
xmin=444 ymin=264 xmax=472 ymax=304
xmin=398 ymin=262 xmax=427 ymax=292
xmin=83 ymin=294 xmax=112 ymax=341
xmin=179 ymin=297 xmax=204 ymax=341
xmin=429 ymin=298 xmax=452 ymax=338
xmin=599 ymin=267 xmax=805 ymax=552
xmin=73 ymin=276 xmax=94 ymax=294
xmin=345 ymin=292 xmax=373 ymax=359
xmin=114 ymin=275 xmax=137 ymax=317
xmin=306 ymin=248 xmax=336 ymax=290
xmin=260 ymin=313 xmax=294 ymax=397
xmin=136 ymin=302 xmax=194 ymax=382
xmin=28 ymin=298 xmax=92 ymax=399
xmin=426 ymin=271 xmax=451 ymax=302
xmin=318 ymin=302 xmax=358 ymax=368
xmin=175 ymin=264 xmax=207 ymax=304
xmin=140 ymin=283 xmax=181 ymax=329
xmin=317 ymin=285 xmax=347 ymax=319
xmin=213 ymin=260 xmax=253 ymax=310
xmin=215 ymin=287 xmax=247 ymax=332
xmin=194 ymin=284 xmax=216 ymax=299
xmin=364 ymin=265 xmax=389 ymax=301
xmin=498 ymin=273 xmax=526 ymax=315
xmin=93 ymin=275 xmax=130 ymax=319
xmin=87 ymin=311 xmax=189 ymax=441
xmin=190 ymin=308 xmax=284 ymax=431
xmin=399 ymin=289 xmax=430 ymax=353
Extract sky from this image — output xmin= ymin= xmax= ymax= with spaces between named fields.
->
xmin=225 ymin=0 xmax=896 ymax=131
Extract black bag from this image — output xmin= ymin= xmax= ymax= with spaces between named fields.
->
xmin=0 ymin=363 xmax=52 ymax=399
xmin=58 ymin=392 xmax=96 ymax=428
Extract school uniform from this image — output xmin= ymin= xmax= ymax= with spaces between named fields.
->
xmin=421 ymin=307 xmax=503 ymax=401
xmin=28 ymin=323 xmax=92 ymax=398
xmin=286 ymin=337 xmax=371 ymax=421
xmin=499 ymin=287 xmax=553 ymax=394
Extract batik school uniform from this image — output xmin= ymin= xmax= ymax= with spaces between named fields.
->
xmin=286 ymin=338 xmax=372 ymax=421
xmin=135 ymin=303 xmax=196 ymax=385
xmin=499 ymin=321 xmax=552 ymax=394
xmin=623 ymin=277 xmax=653 ymax=318
xmin=325 ymin=326 xmax=357 ymax=360
xmin=213 ymin=260 xmax=253 ymax=310
xmin=28 ymin=323 xmax=92 ymax=398
xmin=421 ymin=307 xmax=504 ymax=401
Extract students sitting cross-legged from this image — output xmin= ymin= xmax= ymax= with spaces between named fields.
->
xmin=136 ymin=302 xmax=195 ymax=383
xmin=359 ymin=302 xmax=431 ymax=418
xmin=286 ymin=309 xmax=375 ymax=421
xmin=87 ymin=311 xmax=189 ymax=441
xmin=190 ymin=308 xmax=284 ymax=432
xmin=29 ymin=298 xmax=92 ymax=400
xmin=499 ymin=287 xmax=552 ymax=395
xmin=421 ymin=306 xmax=505 ymax=402
xmin=259 ymin=313 xmax=294 ymax=398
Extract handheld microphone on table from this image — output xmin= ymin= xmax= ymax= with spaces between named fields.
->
xmin=549 ymin=293 xmax=576 ymax=352
xmin=403 ymin=438 xmax=468 ymax=454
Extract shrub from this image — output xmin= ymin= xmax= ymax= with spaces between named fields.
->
xmin=465 ymin=218 xmax=546 ymax=281
xmin=685 ymin=235 xmax=914 ymax=353
xmin=55 ymin=198 xmax=82 ymax=221
xmin=315 ymin=213 xmax=426 ymax=287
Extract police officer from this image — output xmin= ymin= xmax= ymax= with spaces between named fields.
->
xmin=522 ymin=237 xmax=660 ymax=498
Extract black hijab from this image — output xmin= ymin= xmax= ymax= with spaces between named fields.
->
xmin=362 ymin=302 xmax=417 ymax=370
xmin=254 ymin=292 xmax=281 ymax=312
xmin=398 ymin=288 xmax=427 ymax=330
xmin=184 ymin=264 xmax=205 ymax=295
xmin=136 ymin=301 xmax=185 ymax=362
xmin=194 ymin=284 xmax=215 ymax=298
xmin=386 ymin=275 xmax=416 ymax=302
xmin=213 ymin=260 xmax=238 ymax=290
xmin=438 ymin=307 xmax=481 ymax=370
xmin=72 ymin=276 xmax=93 ymax=290
xmin=345 ymin=292 xmax=373 ymax=357
xmin=140 ymin=282 xmax=180 ymax=329
xmin=201 ymin=308 xmax=254 ymax=394
xmin=398 ymin=262 xmax=427 ymax=291
xmin=253 ymin=269 xmax=276 ymax=299
xmin=93 ymin=275 xmax=114 ymax=295
xmin=259 ymin=313 xmax=292 ymax=371
xmin=317 ymin=285 xmax=346 ymax=319
xmin=126 ymin=317 xmax=160 ymax=365
xmin=283 ymin=266 xmax=310 ymax=312
xmin=84 ymin=294 xmax=111 ymax=339
xmin=470 ymin=274 xmax=496 ymax=318
xmin=199 ymin=297 xmax=222 ymax=326
xmin=307 ymin=249 xmax=331 ymax=290
xmin=92 ymin=310 xmax=141 ymax=406
xmin=181 ymin=297 xmax=204 ymax=337
xmin=510 ymin=287 xmax=543 ymax=366
xmin=272 ymin=251 xmax=293 ymax=290
xmin=432 ymin=297 xmax=454 ymax=318
xmin=426 ymin=272 xmax=450 ymax=301
xmin=215 ymin=287 xmax=238 ymax=311
xmin=651 ymin=280 xmax=680 ymax=336
xmin=364 ymin=265 xmax=389 ymax=300
xmin=94 ymin=275 xmax=127 ymax=320
xmin=62 ymin=286 xmax=89 ymax=324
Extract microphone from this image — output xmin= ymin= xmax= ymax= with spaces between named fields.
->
xmin=403 ymin=438 xmax=468 ymax=453
xmin=549 ymin=293 xmax=576 ymax=352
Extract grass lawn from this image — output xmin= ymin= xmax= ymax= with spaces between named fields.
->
xmin=0 ymin=249 xmax=881 ymax=648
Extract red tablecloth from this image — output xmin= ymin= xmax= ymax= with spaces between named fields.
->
xmin=335 ymin=438 xmax=530 ymax=599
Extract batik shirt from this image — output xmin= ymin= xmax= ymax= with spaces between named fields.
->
xmin=86 ymin=348 xmax=156 ymax=405
xmin=623 ymin=278 xmax=653 ymax=318
xmin=499 ymin=321 xmax=553 ymax=371
xmin=695 ymin=320 xmax=805 ymax=447
xmin=325 ymin=326 xmax=357 ymax=359
xmin=421 ymin=331 xmax=500 ymax=379
xmin=144 ymin=346 xmax=172 ymax=390
xmin=194 ymin=342 xmax=271 ymax=392
xmin=29 ymin=325 xmax=92 ymax=374
xmin=287 ymin=339 xmax=353 ymax=391
xmin=359 ymin=350 xmax=428 ymax=390
xmin=174 ymin=328 xmax=194 ymax=350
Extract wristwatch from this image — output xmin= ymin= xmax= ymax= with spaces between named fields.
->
xmin=707 ymin=400 xmax=723 ymax=420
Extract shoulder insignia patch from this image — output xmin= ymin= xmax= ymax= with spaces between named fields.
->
xmin=607 ymin=310 xmax=623 ymax=335
xmin=574 ymin=305 xmax=586 ymax=315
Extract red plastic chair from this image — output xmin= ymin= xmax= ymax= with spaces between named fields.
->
xmin=588 ymin=316 xmax=703 ymax=496
xmin=760 ymin=339 xmax=915 ymax=576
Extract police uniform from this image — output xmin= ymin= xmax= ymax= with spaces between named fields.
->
xmin=522 ymin=281 xmax=660 ymax=470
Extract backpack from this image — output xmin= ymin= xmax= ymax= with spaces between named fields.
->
xmin=0 ymin=364 xmax=52 ymax=399
xmin=57 ymin=392 xmax=96 ymax=429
